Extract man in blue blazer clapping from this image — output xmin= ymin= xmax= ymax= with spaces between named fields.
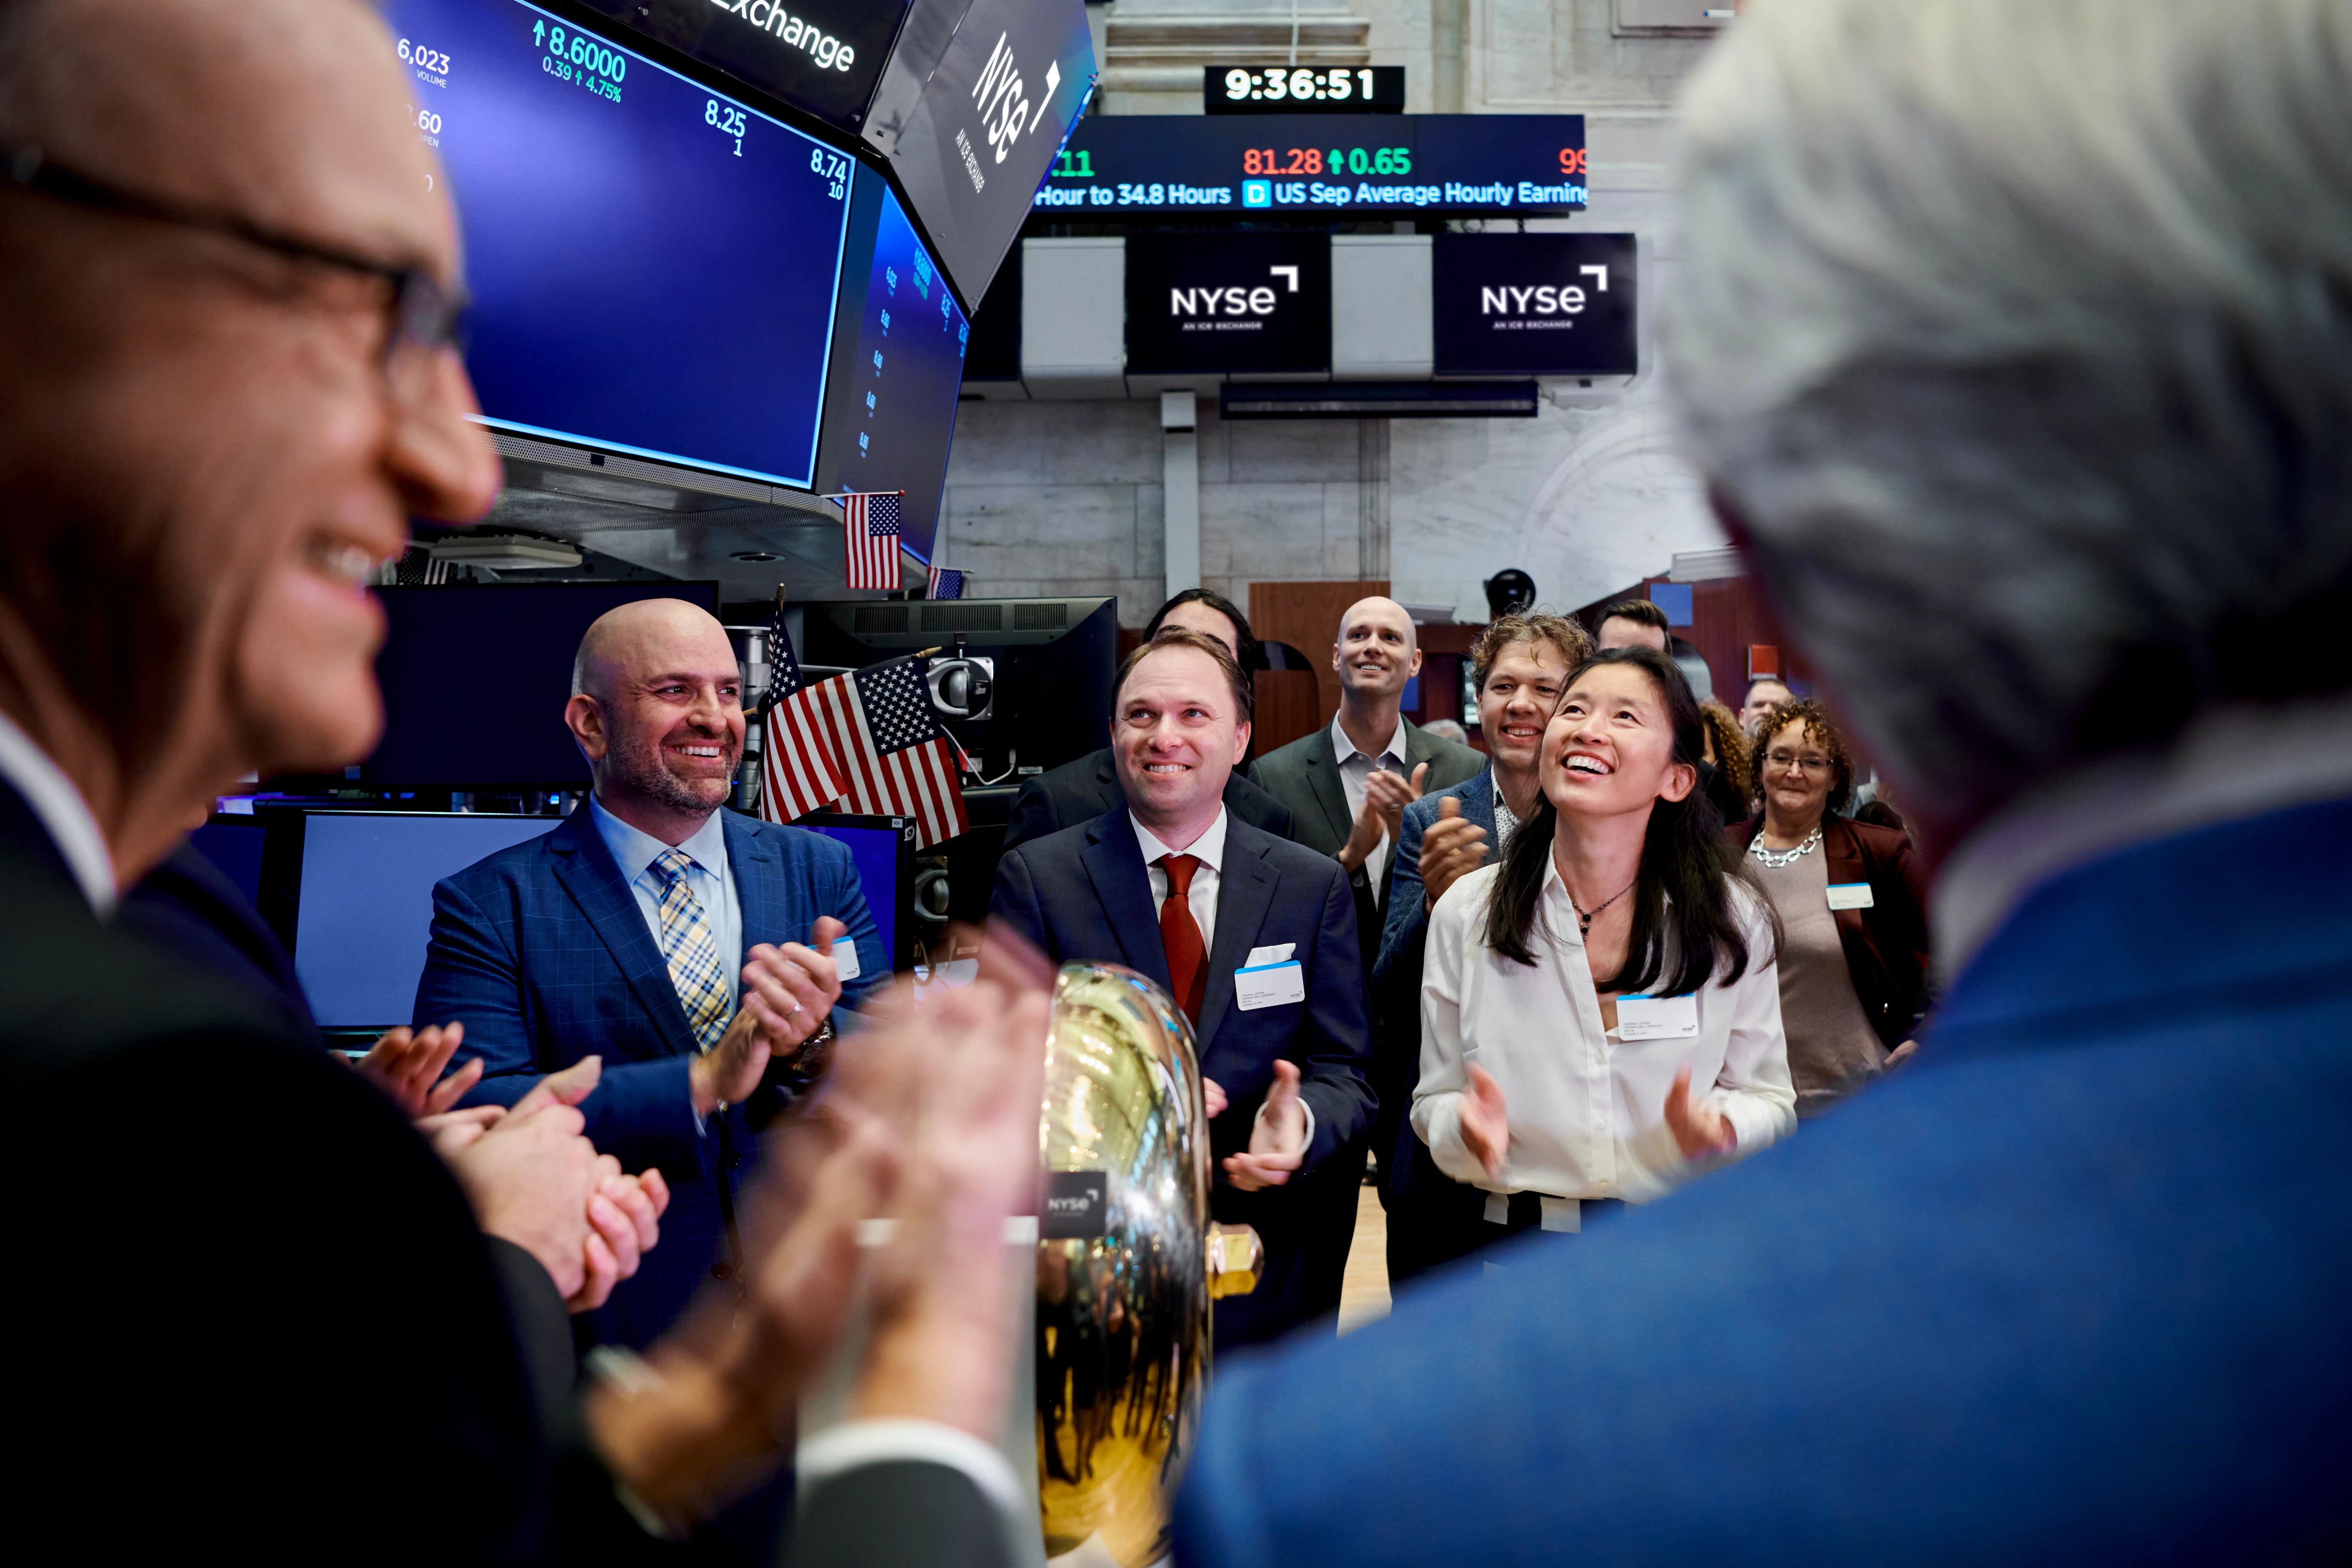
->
xmin=990 ymin=629 xmax=1375 ymax=1349
xmin=417 ymin=599 xmax=886 ymax=1349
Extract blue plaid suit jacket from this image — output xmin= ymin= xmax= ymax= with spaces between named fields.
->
xmin=414 ymin=802 xmax=885 ymax=1348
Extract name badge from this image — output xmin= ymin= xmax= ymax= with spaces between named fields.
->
xmin=1616 ymin=993 xmax=1699 ymax=1041
xmin=1825 ymin=883 xmax=1875 ymax=911
xmin=1235 ymin=961 xmax=1306 ymax=1011
xmin=832 ymin=940 xmax=863 ymax=982
xmin=1244 ymin=943 xmax=1296 ymax=967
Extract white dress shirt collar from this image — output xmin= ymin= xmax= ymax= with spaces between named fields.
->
xmin=1132 ymin=805 xmax=1229 ymax=873
xmin=0 ymin=707 xmax=117 ymax=914
xmin=1934 ymin=692 xmax=2352 ymax=977
xmin=1329 ymin=712 xmax=1408 ymax=769
xmin=590 ymin=795 xmax=729 ymax=884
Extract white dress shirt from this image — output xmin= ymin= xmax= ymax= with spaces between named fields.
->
xmin=0 ymin=707 xmax=116 ymax=914
xmin=1413 ymin=859 xmax=1796 ymax=1206
xmin=1330 ymin=712 xmax=1410 ymax=902
xmin=1134 ymin=806 xmax=1227 ymax=954
xmin=589 ymin=797 xmax=742 ymax=1007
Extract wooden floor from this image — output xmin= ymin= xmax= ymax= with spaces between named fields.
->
xmin=1336 ymin=1184 xmax=1391 ymax=1335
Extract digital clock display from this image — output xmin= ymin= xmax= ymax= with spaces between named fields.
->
xmin=1035 ymin=114 xmax=1585 ymax=217
xmin=1205 ymin=65 xmax=1404 ymax=114
xmin=384 ymin=0 xmax=856 ymax=489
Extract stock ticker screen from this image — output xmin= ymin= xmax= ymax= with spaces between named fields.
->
xmin=1032 ymin=113 xmax=1588 ymax=218
xmin=817 ymin=170 xmax=970 ymax=562
xmin=386 ymin=0 xmax=856 ymax=487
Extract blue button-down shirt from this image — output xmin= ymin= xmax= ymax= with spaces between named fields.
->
xmin=589 ymin=797 xmax=741 ymax=1008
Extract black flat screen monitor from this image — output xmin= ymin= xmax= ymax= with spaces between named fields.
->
xmin=816 ymin=167 xmax=971 ymax=565
xmin=795 ymin=596 xmax=1116 ymax=780
xmin=271 ymin=807 xmax=910 ymax=1033
xmin=385 ymin=0 xmax=859 ymax=487
xmin=361 ymin=581 xmax=719 ymax=790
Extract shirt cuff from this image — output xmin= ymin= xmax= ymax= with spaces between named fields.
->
xmin=797 ymin=1419 xmax=1026 ymax=1519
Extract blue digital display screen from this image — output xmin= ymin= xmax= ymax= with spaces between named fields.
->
xmin=804 ymin=821 xmax=901 ymax=968
xmin=386 ymin=0 xmax=857 ymax=487
xmin=819 ymin=173 xmax=969 ymax=560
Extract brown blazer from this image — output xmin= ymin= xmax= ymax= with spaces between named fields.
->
xmin=1730 ymin=814 xmax=1933 ymax=1048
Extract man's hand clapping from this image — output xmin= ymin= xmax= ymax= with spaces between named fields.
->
xmin=691 ymin=916 xmax=849 ymax=1116
xmin=351 ymin=1021 xmax=480 ymax=1118
xmin=1419 ymin=794 xmax=1490 ymax=911
xmin=1223 ymin=1060 xmax=1308 ymax=1191
xmin=1339 ymin=761 xmax=1429 ymax=872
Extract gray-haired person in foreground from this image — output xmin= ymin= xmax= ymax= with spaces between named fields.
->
xmin=1172 ymin=2 xmax=2352 ymax=1563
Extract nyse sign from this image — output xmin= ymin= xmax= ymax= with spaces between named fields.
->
xmin=1127 ymin=233 xmax=1330 ymax=374
xmin=1434 ymin=232 xmax=1637 ymax=377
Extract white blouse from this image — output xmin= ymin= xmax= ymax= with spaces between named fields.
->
xmin=1411 ymin=858 xmax=1796 ymax=1206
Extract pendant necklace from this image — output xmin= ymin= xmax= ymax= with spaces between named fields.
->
xmin=1567 ymin=877 xmax=1637 ymax=939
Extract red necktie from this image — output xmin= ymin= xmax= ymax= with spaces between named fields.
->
xmin=1159 ymin=853 xmax=1207 ymax=1023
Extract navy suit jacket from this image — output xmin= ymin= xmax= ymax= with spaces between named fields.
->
xmin=989 ymin=806 xmax=1376 ymax=1349
xmin=1369 ymin=770 xmax=1498 ymax=1268
xmin=415 ymin=801 xmax=885 ymax=1348
xmin=1175 ymin=795 xmax=2352 ymax=1565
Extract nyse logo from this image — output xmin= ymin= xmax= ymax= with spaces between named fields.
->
xmin=1171 ymin=265 xmax=1300 ymax=325
xmin=1042 ymin=1171 xmax=1108 ymax=1239
xmin=1481 ymin=265 xmax=1611 ymax=321
xmin=972 ymin=33 xmax=1062 ymax=166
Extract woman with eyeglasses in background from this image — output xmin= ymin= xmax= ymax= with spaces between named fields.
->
xmin=1731 ymin=699 xmax=1932 ymax=1114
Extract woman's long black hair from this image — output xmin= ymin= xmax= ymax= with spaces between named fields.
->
xmin=1482 ymin=646 xmax=1770 ymax=995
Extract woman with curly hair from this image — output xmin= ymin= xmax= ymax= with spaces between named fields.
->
xmin=1696 ymin=700 xmax=1753 ymax=829
xmin=1731 ymin=698 xmax=1931 ymax=1112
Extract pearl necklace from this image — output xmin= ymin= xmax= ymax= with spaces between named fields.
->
xmin=1749 ymin=825 xmax=1823 ymax=868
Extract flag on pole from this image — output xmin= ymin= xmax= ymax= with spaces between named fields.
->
xmin=840 ymin=491 xmax=904 ymax=592
xmin=756 ymin=608 xmax=849 ymax=824
xmin=926 ymin=565 xmax=966 ymax=600
xmin=797 ymin=655 xmax=968 ymax=848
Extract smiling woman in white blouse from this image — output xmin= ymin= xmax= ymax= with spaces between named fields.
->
xmin=1410 ymin=645 xmax=1795 ymax=1264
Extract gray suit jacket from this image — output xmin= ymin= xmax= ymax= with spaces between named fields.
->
xmin=1251 ymin=716 xmax=1488 ymax=971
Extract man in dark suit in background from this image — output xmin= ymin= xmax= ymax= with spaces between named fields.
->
xmin=1175 ymin=1 xmax=2352 ymax=1562
xmin=991 ymin=630 xmax=1374 ymax=1348
xmin=1001 ymin=587 xmax=1293 ymax=854
xmin=419 ymin=596 xmax=888 ymax=1350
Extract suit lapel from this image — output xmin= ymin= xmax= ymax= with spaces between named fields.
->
xmin=1197 ymin=828 xmax=1278 ymax=1048
xmin=547 ymin=807 xmax=699 ymax=1057
xmin=722 ymin=811 xmax=782 ymax=947
xmin=1300 ymin=744 xmax=1355 ymax=851
xmin=1078 ymin=812 xmax=1172 ymax=990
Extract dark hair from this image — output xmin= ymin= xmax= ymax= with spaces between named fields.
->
xmin=1697 ymin=700 xmax=1753 ymax=802
xmin=1470 ymin=613 xmax=1592 ymax=688
xmin=1483 ymin=646 xmax=1768 ymax=996
xmin=1750 ymin=697 xmax=1856 ymax=814
xmin=1597 ymin=599 xmax=1672 ymax=637
xmin=1113 ymin=628 xmax=1254 ymax=724
xmin=1144 ymin=588 xmax=1257 ymax=672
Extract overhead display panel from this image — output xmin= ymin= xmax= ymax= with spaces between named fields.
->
xmin=567 ymin=0 xmax=914 ymax=131
xmin=1126 ymin=233 xmax=1331 ymax=375
xmin=859 ymin=0 xmax=1097 ymax=311
xmin=1433 ymin=232 xmax=1637 ymax=376
xmin=390 ymin=0 xmax=856 ymax=488
xmin=818 ymin=167 xmax=972 ymax=563
xmin=1204 ymin=64 xmax=1405 ymax=114
xmin=1035 ymin=114 xmax=1586 ymax=217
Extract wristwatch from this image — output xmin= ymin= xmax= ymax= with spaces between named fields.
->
xmin=775 ymin=1014 xmax=837 ymax=1096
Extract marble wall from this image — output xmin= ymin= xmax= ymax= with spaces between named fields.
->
xmin=938 ymin=0 xmax=1728 ymax=627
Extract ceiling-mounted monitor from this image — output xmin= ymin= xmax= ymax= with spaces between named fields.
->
xmin=386 ymin=0 xmax=858 ymax=488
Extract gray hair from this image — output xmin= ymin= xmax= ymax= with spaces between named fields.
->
xmin=1666 ymin=0 xmax=2352 ymax=828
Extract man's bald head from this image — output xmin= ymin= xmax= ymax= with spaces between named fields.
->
xmin=1333 ymin=595 xmax=1422 ymax=708
xmin=564 ymin=600 xmax=748 ymax=840
xmin=0 ymin=0 xmax=497 ymax=885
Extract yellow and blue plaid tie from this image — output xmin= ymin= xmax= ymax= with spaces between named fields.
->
xmin=650 ymin=848 xmax=733 ymax=1053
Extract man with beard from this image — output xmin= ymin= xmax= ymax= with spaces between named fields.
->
xmin=418 ymin=597 xmax=887 ymax=1350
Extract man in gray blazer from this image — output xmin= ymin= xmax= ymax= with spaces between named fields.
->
xmin=1248 ymin=596 xmax=1485 ymax=1306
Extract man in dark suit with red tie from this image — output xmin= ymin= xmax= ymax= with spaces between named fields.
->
xmin=989 ymin=629 xmax=1375 ymax=1349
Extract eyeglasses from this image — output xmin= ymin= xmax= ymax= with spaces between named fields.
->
xmin=3 ymin=143 xmax=468 ymax=406
xmin=1763 ymin=750 xmax=1832 ymax=775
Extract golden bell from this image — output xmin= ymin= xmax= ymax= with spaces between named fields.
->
xmin=1034 ymin=962 xmax=1258 ymax=1568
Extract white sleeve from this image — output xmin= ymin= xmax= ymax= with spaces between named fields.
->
xmin=797 ymin=1418 xmax=1027 ymax=1517
xmin=1711 ymin=894 xmax=1798 ymax=1156
xmin=1411 ymin=878 xmax=1487 ymax=1186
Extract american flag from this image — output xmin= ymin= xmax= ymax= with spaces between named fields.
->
xmin=926 ymin=565 xmax=966 ymax=600
xmin=841 ymin=491 xmax=904 ymax=592
xmin=757 ymin=611 xmax=849 ymax=825
xmin=795 ymin=655 xmax=968 ymax=848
